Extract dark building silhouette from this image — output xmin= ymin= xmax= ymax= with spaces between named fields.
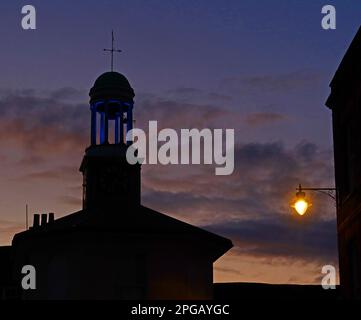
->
xmin=1 ymin=71 xmax=232 ymax=300
xmin=326 ymin=26 xmax=361 ymax=299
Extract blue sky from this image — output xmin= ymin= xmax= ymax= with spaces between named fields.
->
xmin=0 ymin=1 xmax=360 ymax=90
xmin=0 ymin=0 xmax=360 ymax=147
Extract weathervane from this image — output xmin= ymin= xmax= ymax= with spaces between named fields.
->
xmin=103 ymin=30 xmax=122 ymax=72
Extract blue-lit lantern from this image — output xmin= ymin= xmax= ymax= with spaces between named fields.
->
xmin=89 ymin=72 xmax=135 ymax=146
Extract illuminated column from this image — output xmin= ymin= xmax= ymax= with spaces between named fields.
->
xmin=91 ymin=106 xmax=97 ymax=145
xmin=104 ymin=102 xmax=109 ymax=144
xmin=100 ymin=112 xmax=105 ymax=144
xmin=114 ymin=114 xmax=119 ymax=144
xmin=126 ymin=103 xmax=133 ymax=145
xmin=119 ymin=105 xmax=124 ymax=144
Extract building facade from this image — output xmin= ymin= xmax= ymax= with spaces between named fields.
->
xmin=326 ymin=27 xmax=361 ymax=299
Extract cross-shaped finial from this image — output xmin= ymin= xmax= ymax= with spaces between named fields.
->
xmin=103 ymin=30 xmax=122 ymax=72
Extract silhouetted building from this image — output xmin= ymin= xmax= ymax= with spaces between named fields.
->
xmin=326 ymin=26 xmax=361 ymax=299
xmin=0 ymin=246 xmax=18 ymax=299
xmin=5 ymin=71 xmax=232 ymax=299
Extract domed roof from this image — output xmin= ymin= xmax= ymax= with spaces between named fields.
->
xmin=89 ymin=72 xmax=135 ymax=103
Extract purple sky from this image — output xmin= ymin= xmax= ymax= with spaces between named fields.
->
xmin=1 ymin=0 xmax=361 ymax=284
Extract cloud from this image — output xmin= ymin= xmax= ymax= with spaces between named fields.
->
xmin=222 ymin=70 xmax=326 ymax=94
xmin=58 ymin=195 xmax=82 ymax=207
xmin=205 ymin=217 xmax=337 ymax=263
xmin=0 ymin=220 xmax=23 ymax=245
xmin=213 ymin=251 xmax=333 ymax=284
xmin=207 ymin=92 xmax=233 ymax=102
xmin=0 ymin=119 xmax=86 ymax=163
xmin=49 ymin=87 xmax=86 ymax=101
xmin=141 ymin=140 xmax=337 ymax=282
xmin=16 ymin=166 xmax=79 ymax=181
xmin=0 ymin=88 xmax=242 ymax=170
xmin=167 ymin=87 xmax=202 ymax=96
xmin=245 ymin=112 xmax=287 ymax=126
xmin=0 ymin=85 xmax=336 ymax=283
xmin=165 ymin=87 xmax=233 ymax=104
xmin=136 ymin=97 xmax=235 ymax=130
xmin=143 ymin=141 xmax=334 ymax=215
xmin=0 ymin=89 xmax=88 ymax=164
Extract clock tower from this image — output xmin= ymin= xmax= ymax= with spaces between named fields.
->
xmin=80 ymin=71 xmax=140 ymax=210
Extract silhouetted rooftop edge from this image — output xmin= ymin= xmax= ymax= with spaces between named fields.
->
xmin=326 ymin=25 xmax=361 ymax=109
xmin=13 ymin=205 xmax=233 ymax=261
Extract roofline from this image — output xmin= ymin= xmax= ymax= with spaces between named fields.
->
xmin=326 ymin=26 xmax=361 ymax=109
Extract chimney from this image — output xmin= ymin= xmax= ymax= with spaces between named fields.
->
xmin=33 ymin=214 xmax=40 ymax=228
xmin=41 ymin=213 xmax=47 ymax=226
xmin=48 ymin=212 xmax=55 ymax=224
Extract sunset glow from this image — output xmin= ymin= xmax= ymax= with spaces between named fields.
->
xmin=2 ymin=1 xmax=356 ymax=286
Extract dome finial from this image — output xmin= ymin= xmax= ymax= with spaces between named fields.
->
xmin=103 ymin=30 xmax=122 ymax=72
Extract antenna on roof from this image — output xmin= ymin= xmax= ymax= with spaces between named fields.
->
xmin=25 ymin=204 xmax=29 ymax=230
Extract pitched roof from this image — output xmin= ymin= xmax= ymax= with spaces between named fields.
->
xmin=13 ymin=206 xmax=233 ymax=261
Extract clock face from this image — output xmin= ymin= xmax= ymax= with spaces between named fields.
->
xmin=97 ymin=165 xmax=127 ymax=195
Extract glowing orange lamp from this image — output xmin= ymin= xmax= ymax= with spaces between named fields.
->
xmin=291 ymin=185 xmax=312 ymax=216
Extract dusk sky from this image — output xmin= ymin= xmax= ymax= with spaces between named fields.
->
xmin=1 ymin=0 xmax=361 ymax=284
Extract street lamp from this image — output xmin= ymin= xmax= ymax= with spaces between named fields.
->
xmin=291 ymin=184 xmax=336 ymax=216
